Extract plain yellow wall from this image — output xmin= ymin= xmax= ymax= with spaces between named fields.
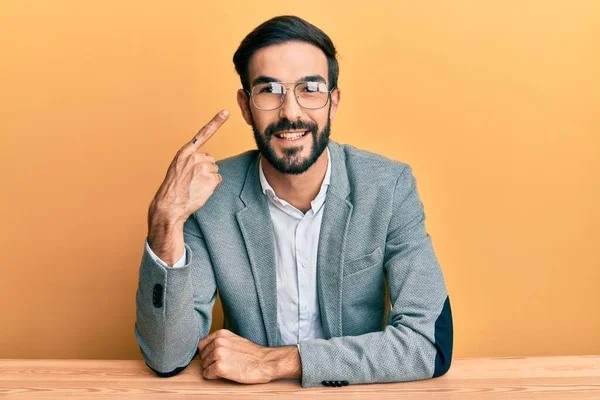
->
xmin=1 ymin=0 xmax=598 ymax=360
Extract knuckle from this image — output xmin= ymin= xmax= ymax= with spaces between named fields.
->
xmin=201 ymin=154 xmax=216 ymax=164
xmin=197 ymin=163 xmax=214 ymax=175
xmin=191 ymin=163 xmax=202 ymax=173
xmin=201 ymin=153 xmax=215 ymax=163
xmin=189 ymin=153 xmax=203 ymax=165
xmin=194 ymin=162 xmax=206 ymax=173
xmin=215 ymin=329 xmax=225 ymax=337
xmin=199 ymin=163 xmax=209 ymax=173
xmin=214 ymin=337 xmax=227 ymax=347
xmin=196 ymin=128 xmax=209 ymax=140
xmin=214 ymin=362 xmax=224 ymax=374
xmin=213 ymin=347 xmax=225 ymax=359
xmin=196 ymin=125 xmax=207 ymax=136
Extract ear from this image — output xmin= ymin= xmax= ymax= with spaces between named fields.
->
xmin=237 ymin=89 xmax=253 ymax=126
xmin=329 ymin=88 xmax=341 ymax=121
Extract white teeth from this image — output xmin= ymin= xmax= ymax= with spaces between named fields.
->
xmin=277 ymin=131 xmax=306 ymax=140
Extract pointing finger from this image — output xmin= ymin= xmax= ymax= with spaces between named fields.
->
xmin=191 ymin=109 xmax=230 ymax=148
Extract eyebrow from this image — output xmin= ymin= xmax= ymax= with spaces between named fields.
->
xmin=251 ymin=74 xmax=327 ymax=87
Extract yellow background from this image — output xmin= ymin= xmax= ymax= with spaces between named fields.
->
xmin=1 ymin=0 xmax=598 ymax=360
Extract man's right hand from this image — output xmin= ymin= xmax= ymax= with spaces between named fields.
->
xmin=147 ymin=109 xmax=230 ymax=265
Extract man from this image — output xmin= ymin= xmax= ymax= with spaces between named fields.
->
xmin=135 ymin=15 xmax=453 ymax=388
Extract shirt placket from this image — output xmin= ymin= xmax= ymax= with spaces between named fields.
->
xmin=295 ymin=211 xmax=313 ymax=342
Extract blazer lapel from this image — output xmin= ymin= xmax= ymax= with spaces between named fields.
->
xmin=316 ymin=141 xmax=353 ymax=338
xmin=234 ymin=141 xmax=353 ymax=344
xmin=235 ymin=153 xmax=279 ymax=347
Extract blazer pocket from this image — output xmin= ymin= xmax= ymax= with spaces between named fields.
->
xmin=343 ymin=246 xmax=383 ymax=277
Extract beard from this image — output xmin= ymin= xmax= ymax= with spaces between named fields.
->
xmin=251 ymin=111 xmax=331 ymax=175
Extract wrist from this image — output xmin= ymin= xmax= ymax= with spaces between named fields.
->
xmin=265 ymin=346 xmax=301 ymax=381
xmin=148 ymin=201 xmax=184 ymax=230
xmin=148 ymin=218 xmax=183 ymax=239
xmin=147 ymin=207 xmax=185 ymax=266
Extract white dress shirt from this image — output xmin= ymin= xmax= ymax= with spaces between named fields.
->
xmin=145 ymin=147 xmax=331 ymax=345
xmin=258 ymin=148 xmax=330 ymax=345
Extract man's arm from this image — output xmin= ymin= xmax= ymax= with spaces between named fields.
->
xmin=135 ymin=214 xmax=218 ymax=375
xmin=297 ymin=164 xmax=453 ymax=387
xmin=135 ymin=110 xmax=228 ymax=376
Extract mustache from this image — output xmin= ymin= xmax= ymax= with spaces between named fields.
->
xmin=264 ymin=119 xmax=318 ymax=138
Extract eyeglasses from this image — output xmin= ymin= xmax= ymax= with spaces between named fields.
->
xmin=246 ymin=81 xmax=335 ymax=111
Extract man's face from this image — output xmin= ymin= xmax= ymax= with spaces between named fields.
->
xmin=237 ymin=42 xmax=340 ymax=175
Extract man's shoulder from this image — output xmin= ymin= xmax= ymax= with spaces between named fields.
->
xmin=333 ymin=141 xmax=410 ymax=180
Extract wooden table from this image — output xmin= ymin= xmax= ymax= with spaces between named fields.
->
xmin=0 ymin=356 xmax=598 ymax=399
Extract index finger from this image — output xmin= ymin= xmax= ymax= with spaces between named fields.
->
xmin=191 ymin=109 xmax=230 ymax=149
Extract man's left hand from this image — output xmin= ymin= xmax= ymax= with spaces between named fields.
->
xmin=198 ymin=329 xmax=301 ymax=384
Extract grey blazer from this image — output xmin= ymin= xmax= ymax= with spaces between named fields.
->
xmin=135 ymin=140 xmax=453 ymax=388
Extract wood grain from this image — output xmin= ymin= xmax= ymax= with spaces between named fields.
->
xmin=0 ymin=356 xmax=598 ymax=399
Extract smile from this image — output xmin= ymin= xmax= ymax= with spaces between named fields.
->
xmin=274 ymin=130 xmax=309 ymax=141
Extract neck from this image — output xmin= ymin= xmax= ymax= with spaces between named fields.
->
xmin=261 ymin=148 xmax=329 ymax=213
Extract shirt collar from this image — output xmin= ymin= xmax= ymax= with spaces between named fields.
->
xmin=258 ymin=146 xmax=331 ymax=214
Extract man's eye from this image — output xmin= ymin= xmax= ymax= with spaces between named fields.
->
xmin=258 ymin=84 xmax=284 ymax=94
xmin=301 ymin=83 xmax=325 ymax=93
xmin=259 ymin=86 xmax=274 ymax=93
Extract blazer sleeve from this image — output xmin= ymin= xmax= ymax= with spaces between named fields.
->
xmin=145 ymin=239 xmax=187 ymax=268
xmin=298 ymin=165 xmax=454 ymax=387
xmin=134 ymin=214 xmax=217 ymax=376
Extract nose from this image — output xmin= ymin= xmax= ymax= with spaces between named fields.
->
xmin=278 ymin=86 xmax=303 ymax=122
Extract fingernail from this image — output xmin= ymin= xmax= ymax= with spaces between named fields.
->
xmin=220 ymin=110 xmax=229 ymax=118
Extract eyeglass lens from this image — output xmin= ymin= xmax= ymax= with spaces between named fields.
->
xmin=251 ymin=82 xmax=329 ymax=110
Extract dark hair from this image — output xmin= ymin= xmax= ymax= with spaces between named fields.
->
xmin=233 ymin=15 xmax=339 ymax=92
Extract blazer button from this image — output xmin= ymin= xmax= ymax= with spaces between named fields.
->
xmin=153 ymin=283 xmax=163 ymax=295
xmin=152 ymin=284 xmax=163 ymax=308
xmin=321 ymin=380 xmax=330 ymax=387
xmin=341 ymin=380 xmax=349 ymax=386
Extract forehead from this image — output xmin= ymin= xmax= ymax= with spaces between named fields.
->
xmin=248 ymin=41 xmax=328 ymax=84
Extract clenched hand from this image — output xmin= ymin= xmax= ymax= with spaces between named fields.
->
xmin=198 ymin=329 xmax=302 ymax=384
